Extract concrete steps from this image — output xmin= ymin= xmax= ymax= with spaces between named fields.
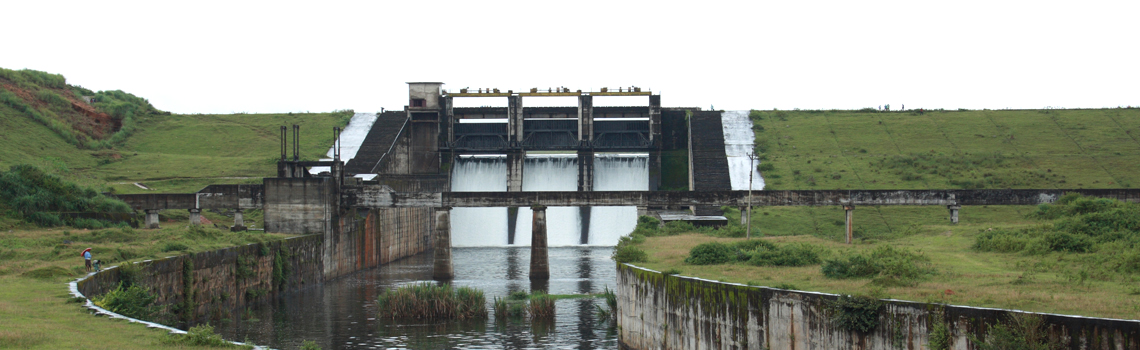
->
xmin=345 ymin=111 xmax=408 ymax=174
xmin=689 ymin=111 xmax=732 ymax=215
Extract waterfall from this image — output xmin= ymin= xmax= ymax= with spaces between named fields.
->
xmin=589 ymin=154 xmax=647 ymax=245
xmin=722 ymin=111 xmax=766 ymax=190
xmin=450 ymin=156 xmax=509 ymax=246
xmin=449 ymin=153 xmax=647 ymax=247
xmin=308 ymin=112 xmax=378 ymax=175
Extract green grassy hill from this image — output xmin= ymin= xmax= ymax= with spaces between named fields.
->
xmin=750 ymin=108 xmax=1140 ymax=190
xmin=0 ymin=67 xmax=351 ymax=194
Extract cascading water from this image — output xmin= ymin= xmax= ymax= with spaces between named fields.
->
xmin=450 ymin=156 xmax=509 ymax=246
xmin=722 ymin=110 xmax=766 ymax=190
xmin=308 ymin=112 xmax=377 ymax=175
xmin=514 ymin=155 xmax=580 ymax=246
xmin=589 ymin=154 xmax=647 ymax=244
xmin=450 ymin=153 xmax=647 ymax=247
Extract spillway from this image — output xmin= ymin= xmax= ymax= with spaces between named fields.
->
xmin=450 ymin=153 xmax=647 ymax=247
xmin=308 ymin=112 xmax=378 ymax=175
xmin=722 ymin=110 xmax=766 ymax=190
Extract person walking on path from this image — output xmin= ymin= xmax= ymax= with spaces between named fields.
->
xmin=82 ymin=248 xmax=92 ymax=272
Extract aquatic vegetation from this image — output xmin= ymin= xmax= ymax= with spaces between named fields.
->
xmin=376 ymin=283 xmax=487 ymax=320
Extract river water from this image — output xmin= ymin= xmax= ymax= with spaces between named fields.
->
xmin=216 ymin=247 xmax=618 ymax=349
xmin=217 ymin=154 xmax=646 ymax=349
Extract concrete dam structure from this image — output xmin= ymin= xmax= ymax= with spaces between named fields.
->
xmin=95 ymin=83 xmax=1140 ymax=349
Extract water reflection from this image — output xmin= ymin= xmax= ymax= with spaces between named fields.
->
xmin=216 ymin=247 xmax=618 ymax=349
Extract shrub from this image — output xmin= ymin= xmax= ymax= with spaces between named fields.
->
xmin=612 ymin=244 xmax=648 ymax=264
xmin=300 ymin=340 xmax=322 ymax=350
xmin=595 ymin=287 xmax=618 ymax=321
xmin=93 ymin=282 xmax=156 ymax=320
xmin=161 ymin=242 xmax=190 ymax=252
xmin=0 ymin=164 xmax=130 ymax=227
xmin=684 ymin=242 xmax=735 ymax=265
xmin=827 ymin=294 xmax=882 ymax=333
xmin=747 ymin=243 xmax=823 ymax=267
xmin=822 ymin=246 xmax=935 ymax=286
xmin=967 ymin=313 xmax=1060 ymax=350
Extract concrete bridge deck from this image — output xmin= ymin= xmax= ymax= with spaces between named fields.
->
xmin=342 ymin=188 xmax=1140 ymax=208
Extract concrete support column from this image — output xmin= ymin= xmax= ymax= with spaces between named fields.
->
xmin=144 ymin=209 xmax=160 ymax=229
xmin=844 ymin=205 xmax=855 ymax=244
xmin=529 ymin=205 xmax=549 ymax=281
xmin=578 ymin=95 xmax=593 ymax=143
xmin=444 ymin=96 xmax=455 ymax=146
xmin=948 ymin=205 xmax=961 ymax=224
xmin=508 ymin=95 xmax=524 ymax=145
xmin=577 ymin=150 xmax=594 ymax=192
xmin=637 ymin=206 xmax=648 ymax=217
xmin=740 ymin=206 xmax=748 ymax=226
xmin=188 ymin=208 xmax=201 ymax=226
xmin=506 ymin=150 xmax=524 ymax=192
xmin=231 ymin=209 xmax=247 ymax=232
xmin=648 ymin=95 xmax=661 ymax=144
xmin=507 ymin=206 xmax=519 ymax=245
xmin=433 ymin=207 xmax=454 ymax=280
xmin=648 ymin=151 xmax=661 ymax=191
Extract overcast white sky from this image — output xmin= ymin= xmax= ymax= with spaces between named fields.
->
xmin=2 ymin=0 xmax=1137 ymax=113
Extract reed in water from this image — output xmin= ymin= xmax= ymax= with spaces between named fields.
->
xmin=376 ymin=283 xmax=487 ymax=320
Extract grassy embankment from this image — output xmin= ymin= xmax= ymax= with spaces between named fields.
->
xmin=0 ymin=67 xmax=352 ymax=196
xmin=628 ymin=108 xmax=1140 ymax=320
xmin=0 ymin=67 xmax=345 ymax=348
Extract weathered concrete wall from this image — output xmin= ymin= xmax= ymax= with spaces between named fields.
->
xmin=263 ymin=177 xmax=337 ymax=235
xmin=617 ymin=264 xmax=1140 ymax=350
xmin=324 ymin=207 xmax=434 ymax=279
xmin=77 ymin=235 xmax=324 ymax=327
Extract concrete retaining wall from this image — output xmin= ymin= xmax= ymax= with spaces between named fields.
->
xmin=77 ymin=205 xmax=435 ymax=328
xmin=616 ymin=264 xmax=1140 ymax=350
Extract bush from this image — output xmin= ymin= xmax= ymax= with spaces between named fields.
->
xmin=0 ymin=164 xmax=130 ymax=227
xmin=827 ymin=294 xmax=882 ymax=333
xmin=161 ymin=242 xmax=190 ymax=252
xmin=967 ymin=313 xmax=1060 ymax=350
xmin=747 ymin=243 xmax=823 ymax=267
xmin=612 ymin=244 xmax=648 ymax=264
xmin=822 ymin=246 xmax=935 ymax=286
xmin=93 ymin=282 xmax=156 ymax=320
xmin=528 ymin=292 xmax=556 ymax=319
xmin=684 ymin=242 xmax=735 ymax=265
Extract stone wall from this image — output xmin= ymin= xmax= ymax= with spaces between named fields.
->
xmin=77 ymin=235 xmax=324 ymax=327
xmin=77 ymin=205 xmax=435 ymax=328
xmin=616 ymin=264 xmax=1140 ymax=350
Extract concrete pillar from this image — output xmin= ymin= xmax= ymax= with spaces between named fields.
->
xmin=578 ymin=95 xmax=593 ymax=143
xmin=648 ymin=151 xmax=661 ymax=191
xmin=508 ymin=95 xmax=524 ymax=145
xmin=529 ymin=205 xmax=549 ymax=281
xmin=948 ymin=205 xmax=961 ymax=224
xmin=432 ymin=207 xmax=454 ymax=280
xmin=506 ymin=150 xmax=524 ymax=192
xmin=739 ymin=206 xmax=748 ymax=226
xmin=444 ymin=96 xmax=455 ymax=146
xmin=577 ymin=150 xmax=594 ymax=192
xmin=637 ymin=206 xmax=648 ymax=217
xmin=649 ymin=94 xmax=661 ymax=144
xmin=844 ymin=205 xmax=855 ymax=244
xmin=144 ymin=209 xmax=160 ymax=229
xmin=578 ymin=206 xmax=591 ymax=245
xmin=231 ymin=209 xmax=247 ymax=232
xmin=507 ymin=206 xmax=519 ymax=245
xmin=188 ymin=208 xmax=201 ymax=226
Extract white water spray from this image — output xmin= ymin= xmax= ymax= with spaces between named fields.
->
xmin=722 ymin=111 xmax=766 ymax=190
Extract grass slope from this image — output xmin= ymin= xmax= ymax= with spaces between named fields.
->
xmin=751 ymin=109 xmax=1140 ymax=190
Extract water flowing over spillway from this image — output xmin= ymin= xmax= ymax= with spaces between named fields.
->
xmin=722 ymin=110 xmax=766 ymax=190
xmin=450 ymin=153 xmax=647 ymax=247
xmin=308 ymin=112 xmax=377 ymax=175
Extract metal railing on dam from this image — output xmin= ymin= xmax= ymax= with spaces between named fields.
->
xmin=342 ymin=188 xmax=1140 ymax=208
